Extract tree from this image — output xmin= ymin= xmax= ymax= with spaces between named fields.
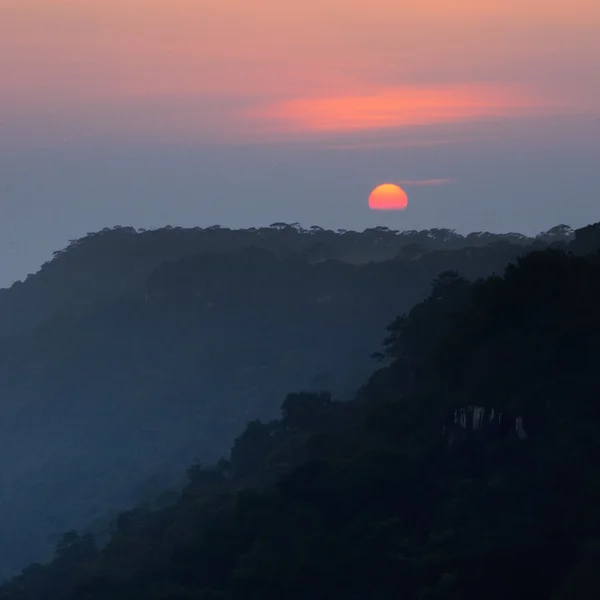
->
xmin=230 ymin=421 xmax=277 ymax=479
xmin=280 ymin=392 xmax=333 ymax=433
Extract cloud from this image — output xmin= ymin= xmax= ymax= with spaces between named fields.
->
xmin=399 ymin=178 xmax=456 ymax=187
xmin=247 ymin=84 xmax=542 ymax=135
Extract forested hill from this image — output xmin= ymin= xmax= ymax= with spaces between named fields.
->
xmin=0 ymin=224 xmax=571 ymax=337
xmin=0 ymin=222 xmax=577 ymax=577
xmin=1 ymin=222 xmax=599 ymax=600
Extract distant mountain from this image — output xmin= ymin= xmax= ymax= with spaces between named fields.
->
xmin=0 ymin=224 xmax=573 ymax=574
xmin=0 ymin=223 xmax=571 ymax=337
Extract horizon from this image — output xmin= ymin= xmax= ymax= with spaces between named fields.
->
xmin=1 ymin=1 xmax=599 ymax=285
xmin=1 ymin=219 xmax=579 ymax=290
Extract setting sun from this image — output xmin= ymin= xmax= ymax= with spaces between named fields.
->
xmin=368 ymin=184 xmax=408 ymax=211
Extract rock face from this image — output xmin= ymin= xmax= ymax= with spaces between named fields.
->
xmin=443 ymin=405 xmax=528 ymax=443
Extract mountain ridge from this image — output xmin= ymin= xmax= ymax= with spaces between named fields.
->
xmin=0 ymin=222 xmax=578 ymax=575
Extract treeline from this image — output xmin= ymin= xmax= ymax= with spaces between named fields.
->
xmin=2 ymin=223 xmax=599 ymax=599
xmin=0 ymin=223 xmax=571 ymax=337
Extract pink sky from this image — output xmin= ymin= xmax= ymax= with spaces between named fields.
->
xmin=0 ymin=1 xmax=599 ymax=286
xmin=2 ymin=0 xmax=599 ymax=144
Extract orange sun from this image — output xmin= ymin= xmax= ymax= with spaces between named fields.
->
xmin=368 ymin=183 xmax=408 ymax=211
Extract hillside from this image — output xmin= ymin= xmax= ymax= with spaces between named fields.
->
xmin=0 ymin=224 xmax=572 ymax=575
xmin=0 ymin=223 xmax=569 ymax=337
xmin=0 ymin=222 xmax=598 ymax=599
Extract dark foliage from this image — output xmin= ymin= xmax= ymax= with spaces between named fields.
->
xmin=0 ymin=225 xmax=551 ymax=573
xmin=1 ymin=222 xmax=599 ymax=598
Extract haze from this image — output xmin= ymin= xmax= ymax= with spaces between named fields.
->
xmin=1 ymin=0 xmax=599 ymax=285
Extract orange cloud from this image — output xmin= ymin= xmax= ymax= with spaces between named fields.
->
xmin=248 ymin=85 xmax=539 ymax=134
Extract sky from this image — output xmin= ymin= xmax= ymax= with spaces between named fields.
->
xmin=0 ymin=0 xmax=599 ymax=285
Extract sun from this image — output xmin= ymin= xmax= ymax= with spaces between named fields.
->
xmin=368 ymin=183 xmax=408 ymax=211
